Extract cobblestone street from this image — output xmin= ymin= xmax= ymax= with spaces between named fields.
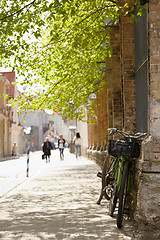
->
xmin=0 ymin=149 xmax=137 ymax=239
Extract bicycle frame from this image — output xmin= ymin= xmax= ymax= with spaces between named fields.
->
xmin=117 ymin=157 xmax=125 ymax=194
xmin=97 ymin=128 xmax=147 ymax=228
xmin=110 ymin=156 xmax=130 ymax=198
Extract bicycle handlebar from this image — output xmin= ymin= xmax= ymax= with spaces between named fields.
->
xmin=106 ymin=128 xmax=147 ymax=140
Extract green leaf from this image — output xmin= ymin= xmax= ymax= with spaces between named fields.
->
xmin=0 ymin=0 xmax=144 ymax=120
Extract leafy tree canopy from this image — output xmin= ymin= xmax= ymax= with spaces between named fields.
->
xmin=0 ymin=0 xmax=145 ymax=121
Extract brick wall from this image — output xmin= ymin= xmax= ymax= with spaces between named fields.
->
xmin=87 ymin=26 xmax=121 ymax=167
xmin=87 ymin=0 xmax=160 ymax=238
xmin=118 ymin=0 xmax=138 ymax=217
xmin=135 ymin=1 xmax=160 ymax=239
xmin=88 ymin=26 xmax=121 ymax=148
xmin=88 ymin=116 xmax=97 ymax=147
xmin=107 ymin=27 xmax=122 ymax=131
xmin=120 ymin=12 xmax=136 ymax=132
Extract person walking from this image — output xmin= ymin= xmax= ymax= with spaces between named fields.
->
xmin=73 ymin=132 xmax=81 ymax=159
xmin=58 ymin=134 xmax=66 ymax=160
xmin=30 ymin=143 xmax=35 ymax=152
xmin=42 ymin=137 xmax=53 ymax=163
xmin=12 ymin=142 xmax=19 ymax=158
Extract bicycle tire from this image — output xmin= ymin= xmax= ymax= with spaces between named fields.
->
xmin=109 ymin=185 xmax=117 ymax=216
xmin=101 ymin=155 xmax=111 ymax=200
xmin=108 ymin=157 xmax=120 ymax=217
xmin=117 ymin=160 xmax=129 ymax=228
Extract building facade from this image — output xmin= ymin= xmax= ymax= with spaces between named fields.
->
xmin=87 ymin=1 xmax=160 ymax=239
xmin=19 ymin=111 xmax=50 ymax=151
xmin=0 ymin=74 xmax=10 ymax=157
xmin=0 ymin=72 xmax=25 ymax=157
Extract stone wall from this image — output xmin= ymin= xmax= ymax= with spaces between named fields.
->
xmin=134 ymin=1 xmax=160 ymax=239
xmin=87 ymin=1 xmax=160 ymax=238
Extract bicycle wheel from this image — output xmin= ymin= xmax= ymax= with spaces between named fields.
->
xmin=101 ymin=155 xmax=111 ymax=200
xmin=97 ymin=155 xmax=116 ymax=204
xmin=117 ymin=160 xmax=129 ymax=228
xmin=108 ymin=157 xmax=120 ymax=216
xmin=109 ymin=182 xmax=118 ymax=217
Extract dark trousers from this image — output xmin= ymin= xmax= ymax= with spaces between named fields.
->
xmin=59 ymin=148 xmax=64 ymax=159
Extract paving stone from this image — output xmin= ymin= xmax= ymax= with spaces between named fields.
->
xmin=0 ymin=149 xmax=137 ymax=239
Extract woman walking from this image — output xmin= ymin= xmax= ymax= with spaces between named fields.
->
xmin=58 ymin=134 xmax=66 ymax=160
xmin=73 ymin=132 xmax=81 ymax=159
xmin=42 ymin=137 xmax=52 ymax=163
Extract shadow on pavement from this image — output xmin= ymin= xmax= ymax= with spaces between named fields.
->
xmin=0 ymin=156 xmax=137 ymax=239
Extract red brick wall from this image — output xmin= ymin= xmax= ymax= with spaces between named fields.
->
xmin=88 ymin=5 xmax=136 ymax=149
xmin=119 ymin=9 xmax=136 ymax=132
xmin=88 ymin=26 xmax=121 ymax=148
xmin=88 ymin=1 xmax=136 ymax=143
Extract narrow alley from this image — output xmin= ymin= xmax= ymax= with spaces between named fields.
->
xmin=0 ymin=149 xmax=137 ymax=239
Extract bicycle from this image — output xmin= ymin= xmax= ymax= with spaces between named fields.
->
xmin=97 ymin=128 xmax=147 ymax=228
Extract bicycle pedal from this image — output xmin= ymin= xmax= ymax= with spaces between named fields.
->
xmin=97 ymin=172 xmax=102 ymax=178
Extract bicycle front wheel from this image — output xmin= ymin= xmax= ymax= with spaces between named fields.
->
xmin=108 ymin=157 xmax=120 ymax=217
xmin=97 ymin=154 xmax=113 ymax=204
xmin=117 ymin=161 xmax=129 ymax=228
xmin=101 ymin=154 xmax=112 ymax=200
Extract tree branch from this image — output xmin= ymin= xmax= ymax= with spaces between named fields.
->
xmin=37 ymin=76 xmax=67 ymax=109
xmin=43 ymin=3 xmax=117 ymax=48
xmin=0 ymin=0 xmax=36 ymax=21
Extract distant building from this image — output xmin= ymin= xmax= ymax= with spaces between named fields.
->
xmin=19 ymin=111 xmax=49 ymax=151
xmin=47 ymin=114 xmax=74 ymax=145
xmin=0 ymin=73 xmax=10 ymax=157
xmin=19 ymin=111 xmax=74 ymax=151
xmin=0 ymin=71 xmax=24 ymax=157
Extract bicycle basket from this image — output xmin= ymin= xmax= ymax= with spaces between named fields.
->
xmin=108 ymin=140 xmax=140 ymax=158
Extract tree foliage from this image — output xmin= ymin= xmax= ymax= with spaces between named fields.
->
xmin=0 ymin=0 xmax=146 ymax=120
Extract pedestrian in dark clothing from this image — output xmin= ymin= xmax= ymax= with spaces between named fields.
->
xmin=43 ymin=137 xmax=53 ymax=163
xmin=58 ymin=134 xmax=66 ymax=160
